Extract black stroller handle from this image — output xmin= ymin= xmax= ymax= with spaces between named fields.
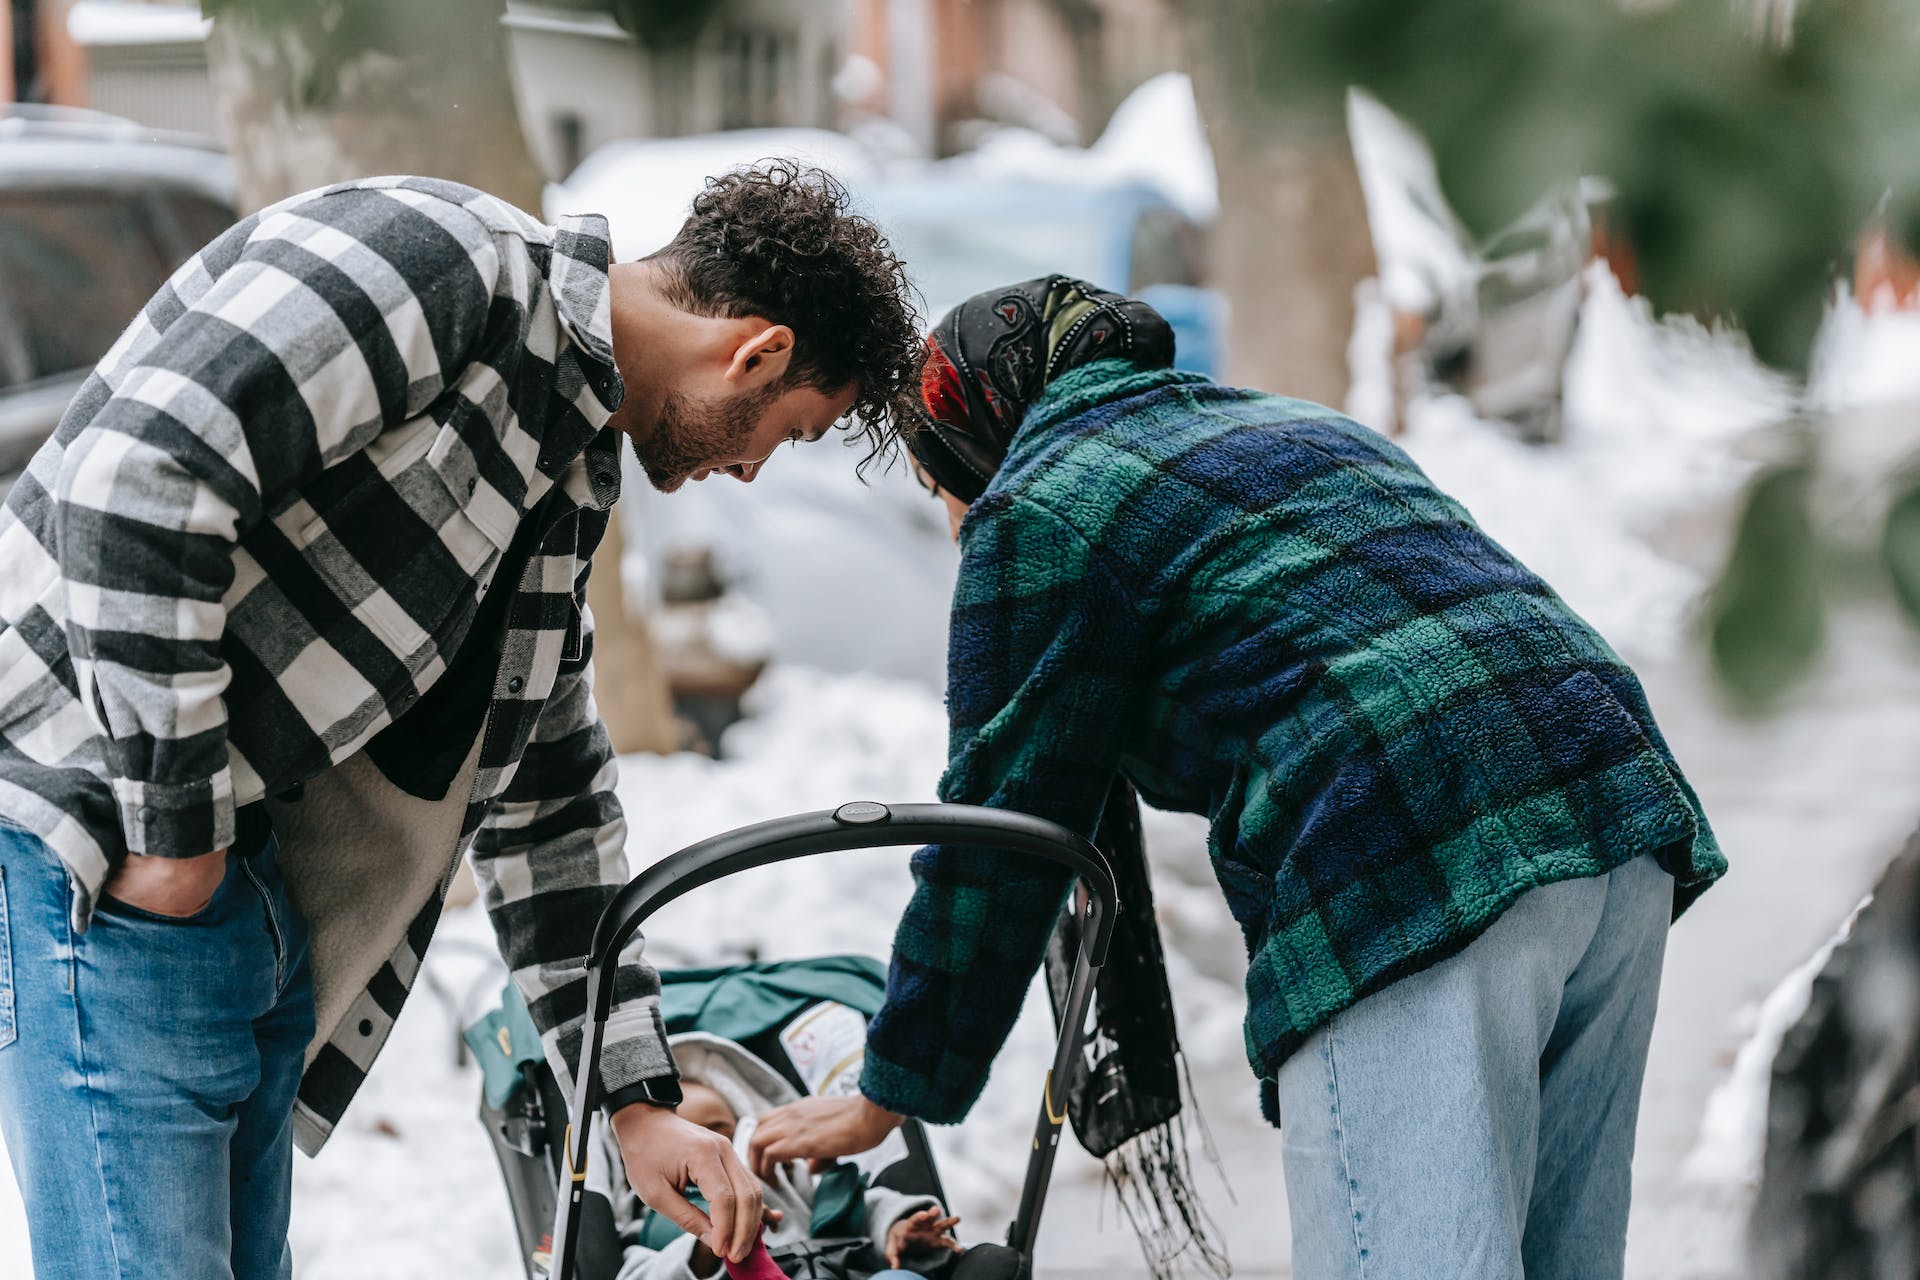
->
xmin=549 ymin=800 xmax=1118 ymax=1280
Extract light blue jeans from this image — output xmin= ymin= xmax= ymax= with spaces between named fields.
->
xmin=1274 ymin=853 xmax=1673 ymax=1280
xmin=0 ymin=818 xmax=314 ymax=1279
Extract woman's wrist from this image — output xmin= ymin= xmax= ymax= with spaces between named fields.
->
xmin=856 ymin=1093 xmax=906 ymax=1137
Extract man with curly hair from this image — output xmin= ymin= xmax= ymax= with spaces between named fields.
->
xmin=0 ymin=163 xmax=921 ymax=1278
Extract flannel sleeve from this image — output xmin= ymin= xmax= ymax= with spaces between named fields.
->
xmin=469 ymin=547 xmax=672 ymax=1106
xmin=860 ymin=496 xmax=1145 ymax=1122
xmin=51 ymin=184 xmax=501 ymax=859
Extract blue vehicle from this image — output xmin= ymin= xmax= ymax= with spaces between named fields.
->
xmin=861 ymin=175 xmax=1226 ymax=378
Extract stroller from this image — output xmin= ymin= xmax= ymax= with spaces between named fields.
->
xmin=468 ymin=801 xmax=1117 ymax=1280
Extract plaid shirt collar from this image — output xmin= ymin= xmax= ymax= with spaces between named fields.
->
xmin=545 ymin=212 xmax=626 ymax=514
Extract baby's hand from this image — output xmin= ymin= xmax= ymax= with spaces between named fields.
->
xmin=885 ymin=1206 xmax=963 ymax=1269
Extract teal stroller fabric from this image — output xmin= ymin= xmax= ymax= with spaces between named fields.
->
xmin=465 ymin=977 xmax=547 ymax=1111
xmin=658 ymin=955 xmax=888 ymax=1038
xmin=466 ymin=955 xmax=889 ymax=1115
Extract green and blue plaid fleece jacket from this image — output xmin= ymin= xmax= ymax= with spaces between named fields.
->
xmin=860 ymin=361 xmax=1723 ymax=1125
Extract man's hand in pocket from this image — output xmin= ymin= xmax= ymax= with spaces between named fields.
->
xmin=102 ymin=850 xmax=227 ymax=917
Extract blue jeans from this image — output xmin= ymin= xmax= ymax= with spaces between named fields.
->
xmin=1274 ymin=852 xmax=1672 ymax=1280
xmin=0 ymin=818 xmax=314 ymax=1279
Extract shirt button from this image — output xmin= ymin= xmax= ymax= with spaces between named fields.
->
xmin=467 ymin=477 xmax=478 ymax=497
xmin=507 ymin=676 xmax=525 ymax=694
xmin=137 ymin=806 xmax=154 ymax=823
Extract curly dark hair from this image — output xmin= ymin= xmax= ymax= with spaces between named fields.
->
xmin=648 ymin=159 xmax=924 ymax=469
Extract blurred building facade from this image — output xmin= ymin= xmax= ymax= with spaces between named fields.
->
xmin=4 ymin=1 xmax=215 ymax=133
xmin=17 ymin=0 xmax=1183 ymax=175
xmin=848 ymin=0 xmax=1178 ymax=154
xmin=505 ymin=0 xmax=856 ymax=179
xmin=65 ymin=0 xmax=214 ymax=134
xmin=2 ymin=0 xmax=86 ymax=106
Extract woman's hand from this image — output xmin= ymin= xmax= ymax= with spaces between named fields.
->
xmin=611 ymin=1103 xmax=765 ymax=1265
xmin=885 ymin=1206 xmax=963 ymax=1269
xmin=746 ymin=1094 xmax=904 ymax=1179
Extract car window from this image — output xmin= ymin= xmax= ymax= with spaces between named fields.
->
xmin=150 ymin=190 xmax=238 ymax=262
xmin=0 ymin=187 xmax=177 ymax=392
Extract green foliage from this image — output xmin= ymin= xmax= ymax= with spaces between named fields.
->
xmin=1223 ymin=0 xmax=1920 ymax=374
xmin=1706 ymin=464 xmax=1826 ymax=707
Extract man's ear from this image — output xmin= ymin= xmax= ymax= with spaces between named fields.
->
xmin=725 ymin=323 xmax=795 ymax=386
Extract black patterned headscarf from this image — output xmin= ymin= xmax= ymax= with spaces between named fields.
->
xmin=907 ymin=276 xmax=1175 ymax=503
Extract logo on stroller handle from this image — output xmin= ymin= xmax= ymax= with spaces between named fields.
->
xmin=832 ymin=801 xmax=891 ymax=825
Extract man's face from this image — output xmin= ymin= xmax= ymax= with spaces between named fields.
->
xmin=631 ymin=375 xmax=859 ymax=494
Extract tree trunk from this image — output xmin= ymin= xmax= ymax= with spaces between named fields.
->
xmin=1180 ymin=5 xmax=1378 ymax=410
xmin=204 ymin=0 xmax=679 ymax=759
xmin=589 ymin=515 xmax=683 ymax=755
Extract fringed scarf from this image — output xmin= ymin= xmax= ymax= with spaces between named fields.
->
xmin=1043 ymin=781 xmax=1231 ymax=1278
xmin=907 ymin=278 xmax=1230 ymax=1277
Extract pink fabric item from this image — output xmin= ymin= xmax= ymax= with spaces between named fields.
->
xmin=723 ymin=1233 xmax=785 ymax=1280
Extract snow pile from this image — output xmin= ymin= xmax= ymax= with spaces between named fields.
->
xmin=1809 ymin=291 xmax=1920 ymax=413
xmin=1390 ymin=267 xmax=1795 ymax=660
xmin=934 ymin=73 xmax=1218 ymax=222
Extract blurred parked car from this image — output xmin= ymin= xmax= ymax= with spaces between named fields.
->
xmin=0 ymin=106 xmax=236 ymax=495
xmin=861 ymin=174 xmax=1225 ymax=377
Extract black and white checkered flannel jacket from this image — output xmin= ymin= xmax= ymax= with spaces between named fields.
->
xmin=0 ymin=176 xmax=672 ymax=1151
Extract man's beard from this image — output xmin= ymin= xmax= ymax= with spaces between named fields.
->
xmin=631 ymin=382 xmax=781 ymax=492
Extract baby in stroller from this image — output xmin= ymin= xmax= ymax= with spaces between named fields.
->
xmin=614 ymin=1032 xmax=964 ymax=1280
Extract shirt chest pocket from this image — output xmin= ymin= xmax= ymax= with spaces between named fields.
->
xmin=295 ymin=415 xmax=520 ymax=662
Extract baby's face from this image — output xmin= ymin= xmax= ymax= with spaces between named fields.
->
xmin=679 ymin=1082 xmax=738 ymax=1141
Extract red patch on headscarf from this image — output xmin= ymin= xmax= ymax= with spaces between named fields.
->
xmin=921 ymin=334 xmax=969 ymax=428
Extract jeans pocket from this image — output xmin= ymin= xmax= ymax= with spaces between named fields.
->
xmin=0 ymin=866 xmax=15 ymax=1050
